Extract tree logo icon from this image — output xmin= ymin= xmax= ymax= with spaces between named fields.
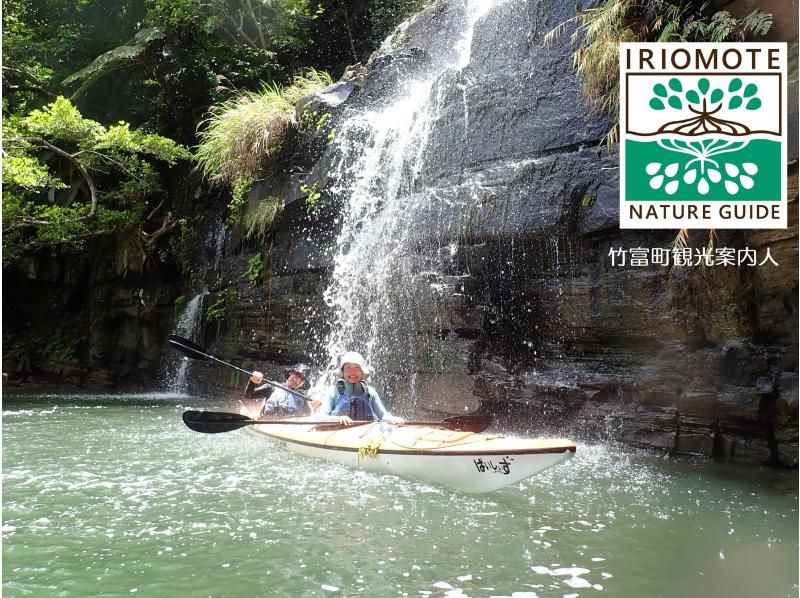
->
xmin=650 ymin=76 xmax=761 ymax=134
xmin=619 ymin=43 xmax=787 ymax=230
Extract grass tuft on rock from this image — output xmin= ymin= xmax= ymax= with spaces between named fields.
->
xmin=195 ymin=69 xmax=332 ymax=186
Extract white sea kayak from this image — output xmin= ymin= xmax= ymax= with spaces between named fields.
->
xmin=247 ymin=416 xmax=576 ymax=493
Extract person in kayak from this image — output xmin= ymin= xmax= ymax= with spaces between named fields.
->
xmin=245 ymin=363 xmax=311 ymax=416
xmin=315 ymin=351 xmax=405 ymax=425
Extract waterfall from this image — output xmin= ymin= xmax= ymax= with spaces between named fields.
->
xmin=311 ymin=0 xmax=501 ymax=404
xmin=164 ymin=217 xmax=227 ymax=393
xmin=168 ymin=294 xmax=205 ymax=393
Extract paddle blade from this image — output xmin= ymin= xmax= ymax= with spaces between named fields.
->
xmin=168 ymin=335 xmax=211 ymax=361
xmin=440 ymin=414 xmax=493 ymax=433
xmin=182 ymin=410 xmax=254 ymax=434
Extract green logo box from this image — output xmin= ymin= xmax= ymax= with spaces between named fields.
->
xmin=619 ymin=43 xmax=787 ymax=229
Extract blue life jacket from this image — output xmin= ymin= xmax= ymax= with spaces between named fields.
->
xmin=259 ymin=387 xmax=310 ymax=417
xmin=332 ymin=379 xmax=377 ymax=421
xmin=262 ymin=395 xmax=309 ymax=417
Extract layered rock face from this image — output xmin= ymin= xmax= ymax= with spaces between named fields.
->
xmin=3 ymin=236 xmax=182 ymax=388
xmin=204 ymin=0 xmax=797 ymax=466
xmin=407 ymin=0 xmax=799 ymax=465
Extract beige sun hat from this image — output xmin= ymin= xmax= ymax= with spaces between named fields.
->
xmin=338 ymin=351 xmax=370 ymax=376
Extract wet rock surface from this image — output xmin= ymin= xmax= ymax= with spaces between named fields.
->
xmin=3 ymin=236 xmax=182 ymax=389
xmin=341 ymin=2 xmax=793 ymax=465
xmin=203 ymin=0 xmax=798 ymax=466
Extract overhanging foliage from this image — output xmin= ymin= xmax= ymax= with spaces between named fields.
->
xmin=2 ymin=97 xmax=192 ymax=265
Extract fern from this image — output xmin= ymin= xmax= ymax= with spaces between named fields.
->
xmin=62 ymin=28 xmax=165 ymax=99
xmin=684 ymin=10 xmax=772 ymax=42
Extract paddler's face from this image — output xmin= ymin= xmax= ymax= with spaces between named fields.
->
xmin=342 ymin=363 xmax=364 ymax=384
xmin=286 ymin=373 xmax=305 ymax=389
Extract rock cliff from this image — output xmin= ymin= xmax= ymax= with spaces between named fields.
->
xmin=203 ymin=0 xmax=797 ymax=466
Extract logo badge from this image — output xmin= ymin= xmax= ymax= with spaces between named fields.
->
xmin=620 ymin=43 xmax=787 ymax=229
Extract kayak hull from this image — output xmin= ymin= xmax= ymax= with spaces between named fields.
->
xmin=248 ymin=417 xmax=576 ymax=493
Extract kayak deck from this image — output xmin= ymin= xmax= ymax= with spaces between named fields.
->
xmin=247 ymin=415 xmax=576 ymax=493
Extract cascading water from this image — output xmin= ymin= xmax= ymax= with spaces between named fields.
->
xmin=169 ymin=294 xmax=205 ymax=392
xmin=310 ymin=0 xmax=501 ymax=405
xmin=164 ymin=216 xmax=227 ymax=392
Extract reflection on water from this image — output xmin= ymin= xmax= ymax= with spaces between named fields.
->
xmin=3 ymin=393 xmax=798 ymax=597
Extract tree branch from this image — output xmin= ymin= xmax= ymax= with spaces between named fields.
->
xmin=244 ymin=0 xmax=268 ymax=49
xmin=137 ymin=204 xmax=179 ymax=266
xmin=3 ymin=218 xmax=53 ymax=232
xmin=23 ymin=229 xmax=116 ymax=249
xmin=224 ymin=4 xmax=259 ymax=48
xmin=1 ymin=65 xmax=58 ymax=98
xmin=30 ymin=137 xmax=99 ymax=219
xmin=144 ymin=199 xmax=166 ymax=222
xmin=336 ymin=0 xmax=359 ymax=64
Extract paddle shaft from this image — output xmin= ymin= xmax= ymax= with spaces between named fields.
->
xmin=249 ymin=419 xmax=453 ymax=427
xmin=182 ymin=410 xmax=493 ymax=434
xmin=209 ymin=355 xmax=313 ymax=403
xmin=167 ymin=335 xmax=313 ymax=403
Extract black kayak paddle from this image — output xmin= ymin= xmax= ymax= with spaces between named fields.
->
xmin=182 ymin=410 xmax=494 ymax=435
xmin=167 ymin=334 xmax=313 ymax=403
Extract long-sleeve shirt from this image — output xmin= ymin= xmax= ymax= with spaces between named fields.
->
xmin=245 ymin=380 xmax=308 ymax=415
xmin=315 ymin=381 xmax=400 ymax=423
xmin=244 ymin=379 xmax=273 ymax=399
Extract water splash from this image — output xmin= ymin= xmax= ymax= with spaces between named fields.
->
xmin=310 ymin=0 xmax=502 ymax=402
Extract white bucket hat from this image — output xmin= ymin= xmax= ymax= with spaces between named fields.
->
xmin=339 ymin=351 xmax=370 ymax=376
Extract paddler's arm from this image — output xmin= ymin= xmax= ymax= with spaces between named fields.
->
xmin=369 ymin=390 xmax=405 ymax=425
xmin=244 ymin=371 xmax=274 ymax=398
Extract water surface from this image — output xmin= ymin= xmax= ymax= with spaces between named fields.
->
xmin=3 ymin=392 xmax=797 ymax=597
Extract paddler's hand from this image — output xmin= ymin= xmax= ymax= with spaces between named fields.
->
xmin=310 ymin=399 xmax=322 ymax=411
xmin=250 ymin=371 xmax=264 ymax=384
xmin=392 ymin=417 xmax=405 ymax=426
xmin=337 ymin=415 xmax=355 ymax=425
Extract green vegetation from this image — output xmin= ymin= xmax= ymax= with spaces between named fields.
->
xmin=245 ymin=253 xmax=265 ymax=286
xmin=147 ymin=0 xmax=319 ymax=51
xmin=2 ymin=96 xmax=192 ymax=264
xmin=300 ymin=0 xmax=430 ymax=70
xmin=301 ymin=181 xmax=323 ymax=211
xmin=2 ymin=0 xmax=432 ymax=137
xmin=300 ymin=108 xmax=336 ymax=142
xmin=1 ymin=0 xmax=437 ymax=381
xmin=245 ymin=196 xmax=284 ymax=240
xmin=300 ymin=108 xmax=331 ymax=132
xmin=205 ymin=287 xmax=238 ymax=324
xmin=195 ymin=69 xmax=331 ymax=235
xmin=173 ymin=294 xmax=188 ymax=317
xmin=62 ymin=28 xmax=166 ymax=100
xmin=195 ymin=69 xmax=333 ymax=188
xmin=2 ymin=1 xmax=431 ymax=271
xmin=3 ymin=319 xmax=86 ymax=365
xmin=226 ymin=176 xmax=255 ymax=227
xmin=545 ymin=1 xmax=772 ymax=147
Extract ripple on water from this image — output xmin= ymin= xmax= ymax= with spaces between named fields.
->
xmin=3 ymin=399 xmax=798 ymax=597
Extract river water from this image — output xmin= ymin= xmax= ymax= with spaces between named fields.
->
xmin=3 ymin=392 xmax=797 ymax=597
